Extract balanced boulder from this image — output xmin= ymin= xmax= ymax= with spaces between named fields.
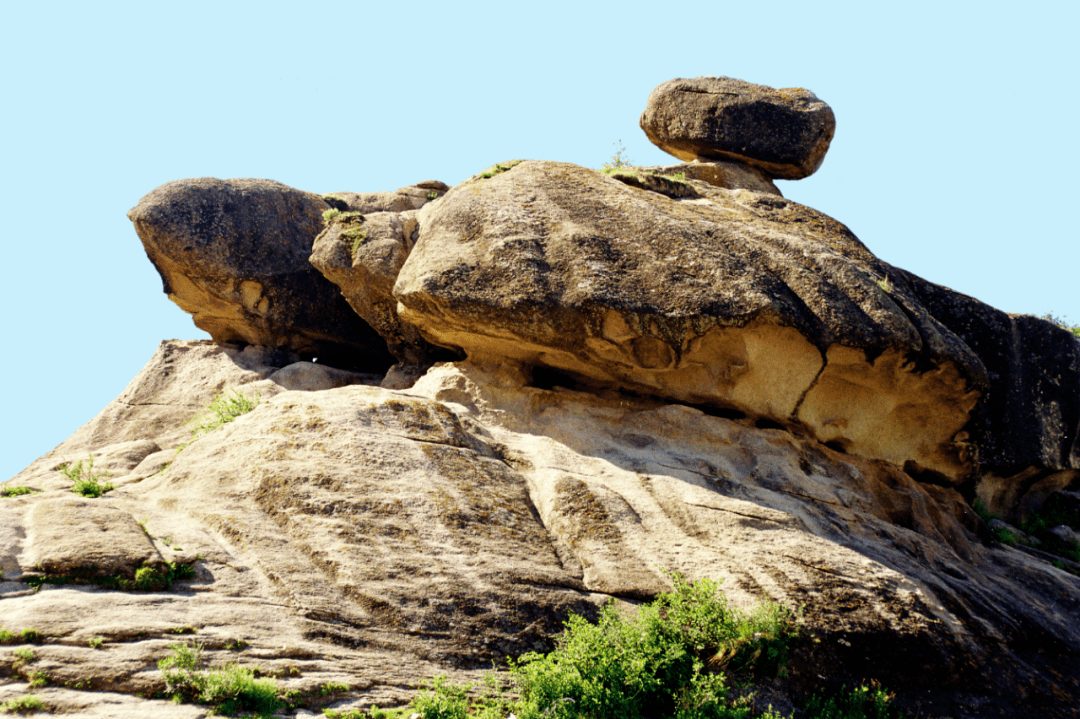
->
xmin=639 ymin=76 xmax=835 ymax=179
xmin=128 ymin=177 xmax=394 ymax=370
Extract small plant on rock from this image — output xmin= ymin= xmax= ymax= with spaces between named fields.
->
xmin=59 ymin=455 xmax=114 ymax=498
xmin=603 ymin=139 xmax=634 ymax=170
xmin=160 ymin=640 xmax=283 ymax=716
xmin=188 ymin=388 xmax=260 ymax=440
xmin=0 ymin=484 xmax=34 ymax=498
xmin=0 ymin=695 xmax=46 ymax=714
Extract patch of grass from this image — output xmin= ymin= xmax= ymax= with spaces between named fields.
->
xmin=322 ymin=208 xmax=342 ymax=222
xmin=877 ymin=276 xmax=893 ymax=293
xmin=426 ymin=191 xmax=439 ymax=200
xmin=0 ymin=484 xmax=34 ymax=498
xmin=13 ymin=647 xmax=35 ymax=665
xmin=25 ymin=671 xmax=48 ymax=689
xmin=478 ymin=160 xmax=523 ymax=179
xmin=26 ymin=561 xmax=196 ymax=592
xmin=344 ymin=228 xmax=368 ymax=257
xmin=0 ymin=695 xmax=46 ymax=714
xmin=188 ymin=388 xmax=260 ymax=440
xmin=160 ymin=640 xmax=283 ymax=716
xmin=801 ymin=681 xmax=903 ymax=718
xmin=0 ymin=629 xmax=41 ymax=646
xmin=320 ymin=681 xmax=349 ymax=696
xmin=59 ymin=455 xmax=115 ymax=498
xmin=88 ymin=636 xmax=104 ymax=649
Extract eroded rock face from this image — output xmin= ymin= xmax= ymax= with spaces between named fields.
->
xmin=310 ymin=209 xmax=445 ymax=365
xmin=897 ymin=270 xmax=1080 ymax=517
xmin=639 ymin=76 xmax=836 ymax=180
xmin=128 ymin=178 xmax=395 ymax=371
xmin=3 ymin=345 xmax=1078 ymax=718
xmin=395 ymin=160 xmax=985 ymax=482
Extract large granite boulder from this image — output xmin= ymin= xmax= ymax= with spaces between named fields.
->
xmin=395 ymin=160 xmax=984 ymax=483
xmin=639 ymin=76 xmax=835 ymax=180
xmin=128 ymin=178 xmax=395 ymax=371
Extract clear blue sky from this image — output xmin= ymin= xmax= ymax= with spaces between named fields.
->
xmin=3 ymin=2 xmax=1077 ymax=482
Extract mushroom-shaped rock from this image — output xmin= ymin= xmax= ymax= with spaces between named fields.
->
xmin=640 ymin=76 xmax=835 ymax=180
xmin=395 ymin=160 xmax=985 ymax=482
xmin=128 ymin=178 xmax=394 ymax=371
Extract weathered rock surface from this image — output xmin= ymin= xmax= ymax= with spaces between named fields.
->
xmin=321 ymin=181 xmax=450 ymax=214
xmin=640 ymin=76 xmax=835 ymax=180
xmin=636 ymin=160 xmax=782 ymax=196
xmin=3 ymin=344 xmax=1078 ymax=718
xmin=396 ymin=160 xmax=984 ymax=483
xmin=895 ymin=270 xmax=1080 ymax=518
xmin=310 ymin=208 xmax=447 ymax=365
xmin=128 ymin=178 xmax=395 ymax=371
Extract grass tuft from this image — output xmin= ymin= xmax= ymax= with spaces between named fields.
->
xmin=59 ymin=455 xmax=114 ymax=498
xmin=160 ymin=640 xmax=283 ymax=716
xmin=0 ymin=695 xmax=46 ymax=714
xmin=188 ymin=388 xmax=260 ymax=441
xmin=0 ymin=484 xmax=34 ymax=498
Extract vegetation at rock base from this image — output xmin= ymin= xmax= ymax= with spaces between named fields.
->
xmin=0 ymin=695 xmax=46 ymax=714
xmin=159 ymin=640 xmax=283 ymax=716
xmin=57 ymin=455 xmax=114 ymax=498
xmin=26 ymin=561 xmax=197 ymax=592
xmin=0 ymin=484 xmax=34 ymax=497
xmin=356 ymin=572 xmax=906 ymax=719
xmin=972 ymin=498 xmax=1080 ymax=569
xmin=187 ymin=387 xmax=261 ymax=441
xmin=0 ymin=628 xmax=41 ymax=646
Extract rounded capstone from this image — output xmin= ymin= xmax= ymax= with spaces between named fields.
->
xmin=639 ymin=76 xmax=836 ymax=180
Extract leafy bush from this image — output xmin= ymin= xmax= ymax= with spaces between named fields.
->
xmin=159 ymin=640 xmax=283 ymax=716
xmin=25 ymin=561 xmax=196 ymax=592
xmin=407 ymin=573 xmax=798 ymax=719
xmin=58 ymin=455 xmax=114 ymax=498
xmin=188 ymin=388 xmax=260 ymax=440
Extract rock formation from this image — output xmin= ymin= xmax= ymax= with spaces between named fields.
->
xmin=639 ymin=76 xmax=836 ymax=179
xmin=3 ymin=76 xmax=1078 ymax=719
xmin=128 ymin=178 xmax=395 ymax=371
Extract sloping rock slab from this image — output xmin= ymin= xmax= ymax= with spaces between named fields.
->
xmin=128 ymin=177 xmax=394 ymax=371
xmin=24 ymin=499 xmax=163 ymax=577
xmin=639 ymin=76 xmax=835 ymax=179
xmin=395 ymin=160 xmax=985 ymax=481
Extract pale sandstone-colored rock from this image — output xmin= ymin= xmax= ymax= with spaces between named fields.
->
xmin=24 ymin=499 xmax=164 ymax=577
xmin=395 ymin=160 xmax=984 ymax=482
xmin=639 ymin=76 xmax=836 ymax=179
xmin=321 ymin=181 xmax=449 ymax=214
xmin=2 ymin=345 xmax=1078 ymax=718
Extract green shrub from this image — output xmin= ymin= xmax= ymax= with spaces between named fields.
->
xmin=59 ymin=455 xmax=114 ymax=498
xmin=159 ymin=640 xmax=283 ymax=715
xmin=188 ymin=388 xmax=260 ymax=440
xmin=0 ymin=484 xmax=34 ymax=498
xmin=0 ymin=695 xmax=46 ymax=714
xmin=407 ymin=572 xmax=796 ymax=719
xmin=802 ymin=682 xmax=901 ymax=719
